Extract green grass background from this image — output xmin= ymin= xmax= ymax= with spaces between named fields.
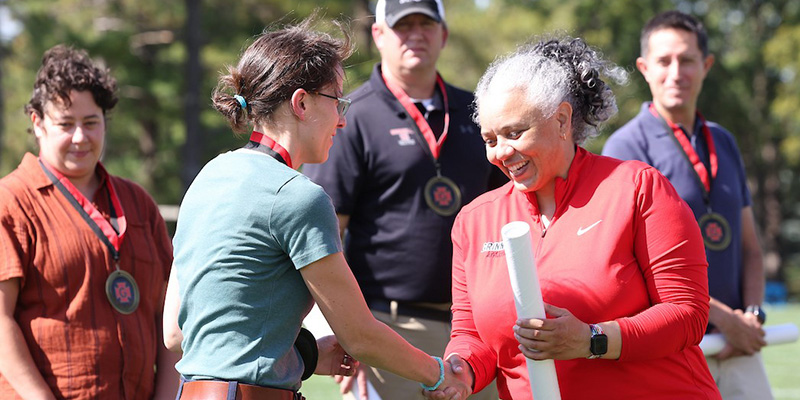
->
xmin=300 ymin=303 xmax=800 ymax=399
xmin=763 ymin=303 xmax=800 ymax=400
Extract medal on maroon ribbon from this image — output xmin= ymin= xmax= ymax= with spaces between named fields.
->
xmin=382 ymin=71 xmax=462 ymax=217
xmin=424 ymin=175 xmax=461 ymax=216
xmin=698 ymin=212 xmax=731 ymax=251
xmin=105 ymin=269 xmax=140 ymax=314
xmin=650 ymin=106 xmax=730 ymax=252
xmin=39 ymin=159 xmax=138 ymax=314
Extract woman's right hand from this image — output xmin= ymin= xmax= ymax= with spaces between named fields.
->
xmin=314 ymin=335 xmax=358 ymax=376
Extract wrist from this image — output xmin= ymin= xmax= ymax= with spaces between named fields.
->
xmin=446 ymin=353 xmax=476 ymax=391
xmin=587 ymin=323 xmax=608 ymax=359
xmin=420 ymin=356 xmax=445 ymax=391
xmin=745 ymin=304 xmax=766 ymax=324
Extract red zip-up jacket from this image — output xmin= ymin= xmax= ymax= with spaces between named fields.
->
xmin=446 ymin=148 xmax=720 ymax=399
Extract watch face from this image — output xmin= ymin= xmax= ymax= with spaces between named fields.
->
xmin=591 ymin=334 xmax=608 ymax=356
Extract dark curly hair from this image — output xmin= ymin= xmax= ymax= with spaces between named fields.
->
xmin=25 ymin=45 xmax=118 ymax=124
xmin=212 ymin=14 xmax=354 ymax=134
xmin=474 ymin=34 xmax=628 ymax=144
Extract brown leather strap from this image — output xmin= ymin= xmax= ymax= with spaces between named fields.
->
xmin=180 ymin=380 xmax=304 ymax=400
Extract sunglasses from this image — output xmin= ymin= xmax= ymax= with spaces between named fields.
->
xmin=313 ymin=92 xmax=351 ymax=118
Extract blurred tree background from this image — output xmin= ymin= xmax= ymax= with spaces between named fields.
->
xmin=1 ymin=0 xmax=799 ymax=298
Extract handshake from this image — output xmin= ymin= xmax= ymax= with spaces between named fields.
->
xmin=330 ymin=352 xmax=475 ymax=400
xmin=420 ymin=355 xmax=474 ymax=400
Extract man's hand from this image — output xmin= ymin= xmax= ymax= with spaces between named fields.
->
xmin=314 ymin=335 xmax=359 ymax=376
xmin=715 ymin=309 xmax=766 ymax=360
xmin=422 ymin=355 xmax=473 ymax=400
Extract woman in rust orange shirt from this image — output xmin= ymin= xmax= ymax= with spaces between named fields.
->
xmin=0 ymin=45 xmax=178 ymax=399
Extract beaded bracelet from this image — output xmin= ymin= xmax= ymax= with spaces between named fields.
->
xmin=420 ymin=356 xmax=445 ymax=391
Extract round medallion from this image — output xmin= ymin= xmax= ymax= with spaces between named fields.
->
xmin=698 ymin=212 xmax=731 ymax=251
xmin=424 ymin=176 xmax=462 ymax=217
xmin=105 ymin=270 xmax=140 ymax=314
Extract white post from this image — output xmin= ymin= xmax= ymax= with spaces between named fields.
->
xmin=502 ymin=221 xmax=561 ymax=400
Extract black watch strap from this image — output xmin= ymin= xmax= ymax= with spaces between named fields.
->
xmin=746 ymin=304 xmax=766 ymax=325
xmin=588 ymin=324 xmax=607 ymax=359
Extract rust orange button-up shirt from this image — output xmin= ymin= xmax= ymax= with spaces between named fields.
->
xmin=0 ymin=153 xmax=172 ymax=399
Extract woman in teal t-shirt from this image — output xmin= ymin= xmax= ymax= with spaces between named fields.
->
xmin=163 ymin=16 xmax=469 ymax=400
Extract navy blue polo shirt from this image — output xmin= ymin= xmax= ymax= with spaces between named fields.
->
xmin=603 ymin=102 xmax=751 ymax=311
xmin=303 ymin=64 xmax=506 ymax=303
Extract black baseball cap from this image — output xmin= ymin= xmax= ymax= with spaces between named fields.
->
xmin=375 ymin=0 xmax=446 ymax=28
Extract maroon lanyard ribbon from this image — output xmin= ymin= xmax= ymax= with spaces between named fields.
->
xmin=649 ymin=104 xmax=718 ymax=193
xmin=249 ymin=131 xmax=293 ymax=169
xmin=39 ymin=159 xmax=127 ymax=259
xmin=381 ymin=70 xmax=451 ymax=160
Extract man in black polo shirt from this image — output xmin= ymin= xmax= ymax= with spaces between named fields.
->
xmin=303 ymin=0 xmax=503 ymax=398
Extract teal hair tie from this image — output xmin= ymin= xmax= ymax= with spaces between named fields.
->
xmin=233 ymin=94 xmax=247 ymax=110
xmin=420 ymin=356 xmax=445 ymax=391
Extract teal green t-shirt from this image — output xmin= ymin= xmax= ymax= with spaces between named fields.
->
xmin=173 ymin=149 xmax=342 ymax=390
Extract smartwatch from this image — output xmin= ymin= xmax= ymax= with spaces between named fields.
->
xmin=588 ymin=323 xmax=607 ymax=359
xmin=746 ymin=304 xmax=766 ymax=325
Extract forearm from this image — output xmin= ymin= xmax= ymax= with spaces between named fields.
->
xmin=704 ymin=208 xmax=768 ymax=359
xmin=617 ymin=300 xmax=709 ymax=361
xmin=0 ymin=317 xmax=55 ymax=400
xmin=447 ymin=233 xmax=497 ymax=393
xmin=303 ymin=252 xmax=441 ymax=387
xmin=155 ymin=272 xmax=181 ymax=399
xmin=620 ymin=167 xmax=711 ymax=360
xmin=162 ymin=269 xmax=183 ymax=352
xmin=337 ymin=318 xmax=442 ymax=387
xmin=447 ymin=312 xmax=497 ymax=392
xmin=741 ymin=252 xmax=765 ymax=308
xmin=622 ymin=228 xmax=710 ymax=358
xmin=708 ymin=297 xmax=734 ymax=329
xmin=740 ymin=206 xmax=765 ymax=307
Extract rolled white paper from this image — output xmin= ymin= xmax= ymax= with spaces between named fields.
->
xmin=502 ymin=221 xmax=562 ymax=400
xmin=699 ymin=322 xmax=799 ymax=356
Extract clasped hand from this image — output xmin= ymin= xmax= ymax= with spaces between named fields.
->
xmin=422 ymin=355 xmax=473 ymax=400
xmin=315 ymin=335 xmax=359 ymax=377
xmin=715 ymin=309 xmax=766 ymax=360
xmin=514 ymin=303 xmax=591 ymax=360
xmin=334 ymin=355 xmax=473 ymax=400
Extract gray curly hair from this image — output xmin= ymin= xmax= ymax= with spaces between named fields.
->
xmin=474 ymin=35 xmax=628 ymax=144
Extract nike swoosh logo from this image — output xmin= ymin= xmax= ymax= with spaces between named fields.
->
xmin=577 ymin=220 xmax=603 ymax=236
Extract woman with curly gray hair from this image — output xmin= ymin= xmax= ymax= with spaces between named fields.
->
xmin=429 ymin=36 xmax=721 ymax=399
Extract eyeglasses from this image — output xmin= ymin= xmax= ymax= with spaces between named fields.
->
xmin=313 ymin=92 xmax=351 ymax=118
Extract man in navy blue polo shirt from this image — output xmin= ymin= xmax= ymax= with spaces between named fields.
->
xmin=303 ymin=0 xmax=503 ymax=398
xmin=603 ymin=10 xmax=772 ymax=399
